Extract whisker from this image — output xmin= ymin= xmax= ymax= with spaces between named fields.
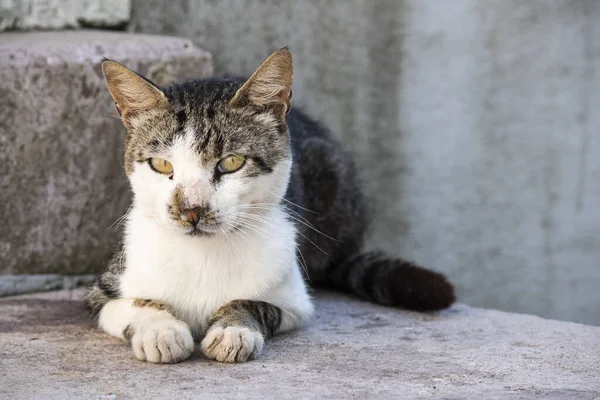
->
xmin=294 ymin=243 xmax=310 ymax=283
xmin=238 ymin=203 xmax=313 ymax=224
xmin=231 ymin=226 xmax=251 ymax=244
xmin=232 ymin=213 xmax=311 ymax=281
xmin=236 ymin=211 xmax=329 ymax=259
xmin=220 ymin=224 xmax=233 ymax=251
xmin=221 ymin=219 xmax=250 ymax=243
xmin=242 ymin=232 xmax=309 ymax=282
xmin=239 ymin=204 xmax=342 ymax=243
xmin=267 ymin=190 xmax=320 ymax=214
xmin=237 ymin=204 xmax=317 ymax=228
xmin=108 ymin=203 xmax=134 ymax=232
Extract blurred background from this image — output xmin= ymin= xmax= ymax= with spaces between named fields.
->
xmin=1 ymin=0 xmax=599 ymax=326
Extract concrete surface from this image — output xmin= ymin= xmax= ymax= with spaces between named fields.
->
xmin=0 ymin=31 xmax=212 ymax=274
xmin=1 ymin=289 xmax=599 ymax=399
xmin=0 ymin=0 xmax=130 ymax=30
xmin=131 ymin=0 xmax=600 ymax=326
xmin=0 ymin=274 xmax=94 ymax=297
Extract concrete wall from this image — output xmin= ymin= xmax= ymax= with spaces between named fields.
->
xmin=0 ymin=0 xmax=130 ymax=30
xmin=131 ymin=0 xmax=600 ymax=325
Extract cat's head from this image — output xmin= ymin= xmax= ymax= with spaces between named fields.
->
xmin=102 ymin=48 xmax=294 ymax=236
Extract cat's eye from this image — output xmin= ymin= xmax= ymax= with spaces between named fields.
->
xmin=148 ymin=158 xmax=174 ymax=175
xmin=217 ymin=155 xmax=245 ymax=174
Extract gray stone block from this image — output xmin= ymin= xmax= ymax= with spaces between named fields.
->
xmin=0 ymin=0 xmax=131 ymax=30
xmin=1 ymin=289 xmax=599 ymax=398
xmin=0 ymin=31 xmax=212 ymax=274
xmin=0 ymin=274 xmax=94 ymax=297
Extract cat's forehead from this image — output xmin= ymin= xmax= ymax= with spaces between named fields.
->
xmin=123 ymin=77 xmax=288 ymax=174
xmin=137 ymin=110 xmax=269 ymax=158
xmin=164 ymin=77 xmax=242 ymax=111
xmin=167 ymin=79 xmax=282 ymax=148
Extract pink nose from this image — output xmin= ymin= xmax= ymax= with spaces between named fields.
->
xmin=183 ymin=206 xmax=208 ymax=227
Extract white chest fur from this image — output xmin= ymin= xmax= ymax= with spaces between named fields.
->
xmin=119 ymin=206 xmax=312 ymax=336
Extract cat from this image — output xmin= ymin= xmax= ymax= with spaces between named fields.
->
xmin=85 ymin=48 xmax=455 ymax=364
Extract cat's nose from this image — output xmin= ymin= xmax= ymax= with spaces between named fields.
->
xmin=183 ymin=206 xmax=209 ymax=227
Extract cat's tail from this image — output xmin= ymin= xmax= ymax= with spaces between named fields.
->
xmin=327 ymin=251 xmax=455 ymax=311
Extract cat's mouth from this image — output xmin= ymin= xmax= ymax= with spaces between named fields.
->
xmin=184 ymin=221 xmax=222 ymax=236
xmin=184 ymin=221 xmax=243 ymax=237
xmin=186 ymin=227 xmax=217 ymax=237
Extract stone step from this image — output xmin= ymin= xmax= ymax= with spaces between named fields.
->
xmin=0 ymin=274 xmax=94 ymax=297
xmin=0 ymin=31 xmax=213 ymax=275
xmin=0 ymin=0 xmax=131 ymax=30
xmin=1 ymin=289 xmax=599 ymax=398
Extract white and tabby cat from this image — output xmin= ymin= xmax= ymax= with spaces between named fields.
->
xmin=85 ymin=48 xmax=455 ymax=363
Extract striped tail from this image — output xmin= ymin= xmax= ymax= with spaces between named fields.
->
xmin=328 ymin=251 xmax=455 ymax=311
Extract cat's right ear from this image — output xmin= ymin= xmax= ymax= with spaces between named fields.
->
xmin=101 ymin=60 xmax=168 ymax=127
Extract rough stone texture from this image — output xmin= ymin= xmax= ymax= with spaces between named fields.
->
xmin=0 ymin=31 xmax=212 ymax=274
xmin=0 ymin=274 xmax=94 ymax=297
xmin=131 ymin=0 xmax=600 ymax=326
xmin=0 ymin=0 xmax=131 ymax=30
xmin=1 ymin=289 xmax=599 ymax=399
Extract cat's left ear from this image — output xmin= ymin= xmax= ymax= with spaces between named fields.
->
xmin=229 ymin=48 xmax=293 ymax=119
xmin=101 ymin=60 xmax=168 ymax=127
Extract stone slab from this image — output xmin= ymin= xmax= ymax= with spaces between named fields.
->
xmin=0 ymin=31 xmax=212 ymax=274
xmin=0 ymin=0 xmax=131 ymax=31
xmin=0 ymin=274 xmax=94 ymax=297
xmin=1 ymin=289 xmax=599 ymax=399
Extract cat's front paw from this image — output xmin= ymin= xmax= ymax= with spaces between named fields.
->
xmin=201 ymin=325 xmax=264 ymax=363
xmin=127 ymin=316 xmax=194 ymax=364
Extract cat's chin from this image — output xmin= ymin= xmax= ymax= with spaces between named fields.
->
xmin=186 ymin=229 xmax=216 ymax=237
xmin=183 ymin=222 xmax=245 ymax=238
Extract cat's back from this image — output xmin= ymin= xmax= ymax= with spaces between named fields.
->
xmin=284 ymin=107 xmax=369 ymax=281
xmin=285 ymin=107 xmax=351 ymax=170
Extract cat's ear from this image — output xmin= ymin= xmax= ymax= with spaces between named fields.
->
xmin=230 ymin=48 xmax=293 ymax=119
xmin=101 ymin=60 xmax=168 ymax=126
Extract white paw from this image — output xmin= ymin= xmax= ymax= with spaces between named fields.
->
xmin=201 ymin=326 xmax=264 ymax=363
xmin=129 ymin=316 xmax=195 ymax=364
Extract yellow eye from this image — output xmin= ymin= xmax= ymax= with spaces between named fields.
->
xmin=149 ymin=158 xmax=174 ymax=175
xmin=217 ymin=155 xmax=245 ymax=174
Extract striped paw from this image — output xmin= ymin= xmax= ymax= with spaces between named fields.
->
xmin=126 ymin=315 xmax=194 ymax=364
xmin=201 ymin=326 xmax=264 ymax=363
